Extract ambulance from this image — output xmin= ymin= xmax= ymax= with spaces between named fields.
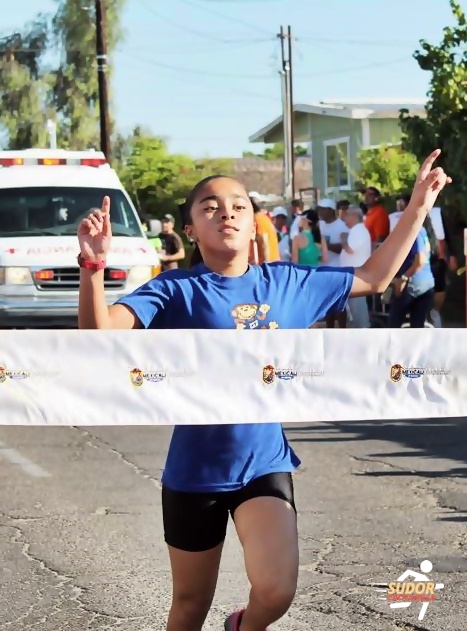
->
xmin=0 ymin=149 xmax=161 ymax=328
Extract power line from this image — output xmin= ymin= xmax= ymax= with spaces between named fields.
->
xmin=300 ymin=56 xmax=410 ymax=78
xmin=1 ymin=39 xmax=273 ymax=55
xmin=125 ymin=54 xmax=280 ymax=102
xmin=127 ymin=51 xmax=410 ymax=80
xmin=137 ymin=0 xmax=250 ymax=43
xmin=126 ymin=53 xmax=279 ymax=80
xmin=297 ymin=35 xmax=418 ymax=48
xmin=175 ymin=0 xmax=272 ymax=37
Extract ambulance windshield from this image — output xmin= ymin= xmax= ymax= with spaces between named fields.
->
xmin=0 ymin=187 xmax=144 ymax=238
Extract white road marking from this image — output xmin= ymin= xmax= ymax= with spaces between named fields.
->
xmin=0 ymin=441 xmax=50 ymax=478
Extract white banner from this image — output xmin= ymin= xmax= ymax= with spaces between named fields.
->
xmin=0 ymin=329 xmax=465 ymax=425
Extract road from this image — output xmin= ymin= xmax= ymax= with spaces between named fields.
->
xmin=1 ymin=420 xmax=467 ymax=631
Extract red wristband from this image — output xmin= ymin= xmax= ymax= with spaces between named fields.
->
xmin=77 ymin=253 xmax=106 ymax=270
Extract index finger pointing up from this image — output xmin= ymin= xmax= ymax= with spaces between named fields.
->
xmin=418 ymin=149 xmax=441 ymax=181
xmin=101 ymin=196 xmax=110 ymax=215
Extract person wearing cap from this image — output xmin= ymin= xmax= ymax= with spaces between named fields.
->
xmin=340 ymin=205 xmax=372 ymax=327
xmin=363 ymin=187 xmax=389 ymax=245
xmin=316 ymin=198 xmax=349 ymax=328
xmin=271 ymin=206 xmax=291 ymax=261
xmin=159 ymin=214 xmax=185 ymax=271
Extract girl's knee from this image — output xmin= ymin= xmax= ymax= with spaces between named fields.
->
xmin=170 ymin=591 xmax=213 ymax=627
xmin=251 ymin=576 xmax=297 ymax=613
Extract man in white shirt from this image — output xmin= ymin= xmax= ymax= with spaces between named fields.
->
xmin=340 ymin=205 xmax=372 ymax=327
xmin=316 ymin=198 xmax=349 ymax=327
xmin=317 ymin=198 xmax=349 ymax=267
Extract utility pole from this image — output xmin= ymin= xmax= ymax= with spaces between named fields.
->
xmin=277 ymin=26 xmax=295 ymax=200
xmin=95 ymin=0 xmax=111 ymax=161
xmin=287 ymin=25 xmax=295 ymax=199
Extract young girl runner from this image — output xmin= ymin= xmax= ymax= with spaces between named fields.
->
xmin=78 ymin=150 xmax=449 ymax=631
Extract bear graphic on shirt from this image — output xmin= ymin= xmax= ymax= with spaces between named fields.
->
xmin=231 ymin=304 xmax=279 ymax=330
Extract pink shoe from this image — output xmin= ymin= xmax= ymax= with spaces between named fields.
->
xmin=224 ymin=611 xmax=243 ymax=631
xmin=224 ymin=610 xmax=269 ymax=631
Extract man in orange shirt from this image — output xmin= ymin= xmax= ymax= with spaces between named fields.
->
xmin=250 ymin=198 xmax=280 ymax=263
xmin=363 ymin=187 xmax=389 ymax=245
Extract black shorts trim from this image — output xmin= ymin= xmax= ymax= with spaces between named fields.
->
xmin=162 ymin=472 xmax=296 ymax=552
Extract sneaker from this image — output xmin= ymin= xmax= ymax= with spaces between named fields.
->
xmin=224 ymin=610 xmax=269 ymax=631
xmin=224 ymin=610 xmax=244 ymax=631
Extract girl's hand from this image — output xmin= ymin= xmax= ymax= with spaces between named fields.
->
xmin=410 ymin=150 xmax=452 ymax=213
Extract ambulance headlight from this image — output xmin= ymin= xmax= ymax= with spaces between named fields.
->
xmin=0 ymin=267 xmax=33 ymax=285
xmin=127 ymin=265 xmax=154 ymax=284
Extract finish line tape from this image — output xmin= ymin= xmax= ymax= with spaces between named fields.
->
xmin=0 ymin=329 xmax=465 ymax=425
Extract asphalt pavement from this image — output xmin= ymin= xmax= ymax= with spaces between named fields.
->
xmin=1 ymin=419 xmax=467 ymax=631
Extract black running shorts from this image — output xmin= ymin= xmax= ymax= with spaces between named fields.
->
xmin=162 ymin=472 xmax=296 ymax=552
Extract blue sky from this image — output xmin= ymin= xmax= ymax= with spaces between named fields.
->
xmin=3 ymin=0 xmax=461 ymax=158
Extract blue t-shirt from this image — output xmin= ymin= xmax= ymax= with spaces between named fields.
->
xmin=116 ymin=262 xmax=354 ymax=492
xmin=399 ymin=228 xmax=435 ymax=297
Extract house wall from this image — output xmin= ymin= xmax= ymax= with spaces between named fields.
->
xmin=263 ymin=112 xmax=312 ymax=144
xmin=260 ymin=113 xmax=407 ymax=197
xmin=309 ymin=114 xmax=363 ymax=196
xmin=368 ymin=119 xmax=404 ymax=146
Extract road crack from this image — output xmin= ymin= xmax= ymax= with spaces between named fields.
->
xmin=0 ymin=520 xmax=148 ymax=627
xmin=71 ymin=427 xmax=162 ymax=489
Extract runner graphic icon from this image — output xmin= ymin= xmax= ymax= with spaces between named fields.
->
xmin=390 ymin=560 xmax=444 ymax=621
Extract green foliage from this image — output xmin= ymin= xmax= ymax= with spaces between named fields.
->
xmin=0 ymin=15 xmax=52 ymax=148
xmin=51 ymin=0 xmax=125 ymax=149
xmin=0 ymin=1 xmax=124 ymax=151
xmin=356 ymin=145 xmax=420 ymax=196
xmin=118 ymin=132 xmax=233 ymax=220
xmin=243 ymin=142 xmax=308 ymax=160
xmin=400 ymin=0 xmax=467 ymax=222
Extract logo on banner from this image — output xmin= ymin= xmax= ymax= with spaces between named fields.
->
xmin=390 ymin=364 xmax=449 ymax=383
xmin=262 ymin=365 xmax=300 ymax=384
xmin=0 ymin=366 xmax=30 ymax=383
xmin=130 ymin=368 xmax=166 ymax=387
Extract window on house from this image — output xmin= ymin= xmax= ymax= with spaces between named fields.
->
xmin=325 ymin=138 xmax=350 ymax=191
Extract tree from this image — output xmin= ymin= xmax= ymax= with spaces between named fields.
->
xmin=0 ymin=1 xmax=125 ymax=151
xmin=355 ymin=145 xmax=420 ymax=197
xmin=0 ymin=16 xmax=51 ymax=149
xmin=399 ymin=0 xmax=467 ymax=222
xmin=119 ymin=134 xmax=233 ymax=221
xmin=51 ymin=0 xmax=126 ymax=150
xmin=243 ymin=143 xmax=308 ymax=160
